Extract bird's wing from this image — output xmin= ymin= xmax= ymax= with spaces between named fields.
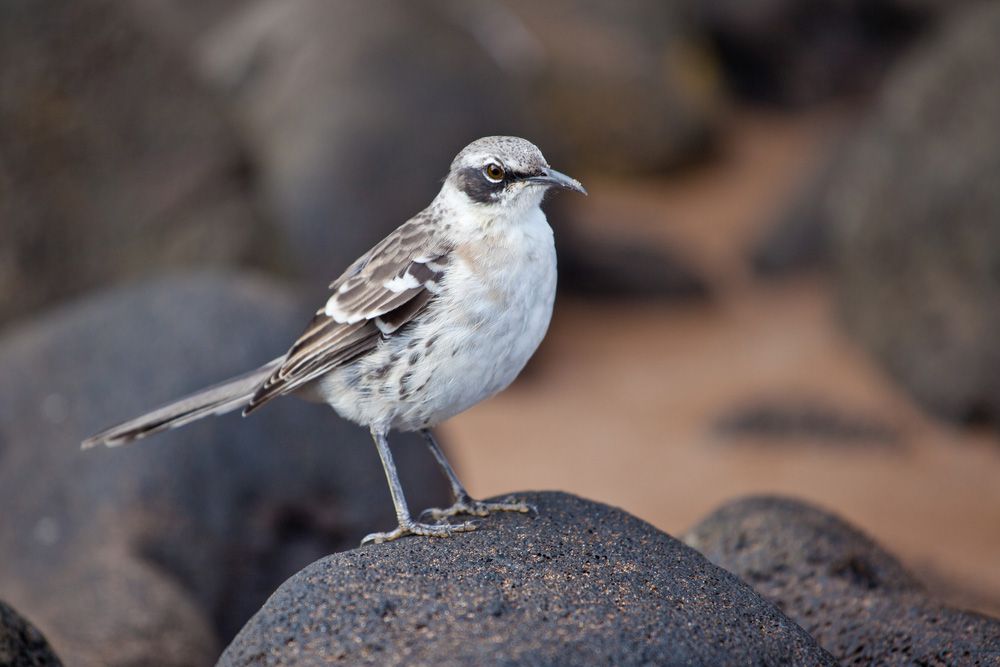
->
xmin=245 ymin=215 xmax=451 ymax=413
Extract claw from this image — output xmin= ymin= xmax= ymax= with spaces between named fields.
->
xmin=360 ymin=519 xmax=480 ymax=546
xmin=419 ymin=496 xmax=537 ymax=522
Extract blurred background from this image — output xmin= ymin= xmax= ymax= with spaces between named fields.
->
xmin=1 ymin=0 xmax=999 ymax=664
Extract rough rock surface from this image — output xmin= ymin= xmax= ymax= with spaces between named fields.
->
xmin=0 ymin=601 xmax=62 ymax=667
xmin=0 ymin=0 xmax=276 ymax=328
xmin=685 ymin=496 xmax=1000 ymax=665
xmin=0 ymin=274 xmax=449 ymax=667
xmin=220 ymin=491 xmax=834 ymax=667
xmin=826 ymin=3 xmax=1000 ymax=425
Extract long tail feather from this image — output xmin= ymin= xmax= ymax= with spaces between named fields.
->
xmin=81 ymin=358 xmax=283 ymax=449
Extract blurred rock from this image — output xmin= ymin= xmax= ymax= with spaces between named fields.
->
xmin=0 ymin=274 xmax=450 ymax=666
xmin=694 ymin=0 xmax=949 ymax=106
xmin=685 ymin=497 xmax=1000 ymax=664
xmin=0 ymin=601 xmax=62 ymax=667
xmin=546 ymin=192 xmax=712 ymax=301
xmin=713 ymin=400 xmax=900 ymax=447
xmin=750 ymin=207 xmax=829 ymax=277
xmin=127 ymin=0 xmax=250 ymax=47
xmin=220 ymin=491 xmax=834 ymax=666
xmin=0 ymin=0 xmax=279 ymax=329
xmin=488 ymin=0 xmax=721 ymax=173
xmin=912 ymin=562 xmax=1000 ymax=622
xmin=828 ymin=3 xmax=1000 ymax=425
xmin=168 ymin=0 xmax=721 ymax=290
xmin=196 ymin=0 xmax=526 ymax=288
xmin=557 ymin=226 xmax=710 ymax=300
xmin=749 ymin=142 xmax=844 ymax=277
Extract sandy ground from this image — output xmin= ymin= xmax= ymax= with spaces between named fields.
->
xmin=440 ymin=111 xmax=1000 ymax=618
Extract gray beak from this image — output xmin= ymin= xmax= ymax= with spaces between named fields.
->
xmin=528 ymin=167 xmax=587 ymax=195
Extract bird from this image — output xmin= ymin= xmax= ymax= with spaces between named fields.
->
xmin=82 ymin=136 xmax=586 ymax=544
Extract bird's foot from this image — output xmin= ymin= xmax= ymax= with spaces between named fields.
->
xmin=419 ymin=495 xmax=537 ymax=522
xmin=360 ymin=518 xmax=480 ymax=546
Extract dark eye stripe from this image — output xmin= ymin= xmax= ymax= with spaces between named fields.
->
xmin=457 ymin=166 xmax=501 ymax=203
xmin=455 ymin=166 xmax=544 ymax=203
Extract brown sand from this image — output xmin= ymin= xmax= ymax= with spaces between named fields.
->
xmin=441 ymin=111 xmax=1000 ymax=618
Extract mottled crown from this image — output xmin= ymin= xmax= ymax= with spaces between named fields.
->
xmin=450 ymin=136 xmax=549 ymax=175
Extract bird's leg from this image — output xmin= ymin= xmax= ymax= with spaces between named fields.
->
xmin=361 ymin=427 xmax=479 ymax=545
xmin=418 ymin=429 xmax=536 ymax=522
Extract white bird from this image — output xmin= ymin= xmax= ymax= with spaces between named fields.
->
xmin=83 ymin=136 xmax=586 ymax=544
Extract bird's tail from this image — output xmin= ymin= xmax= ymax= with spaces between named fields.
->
xmin=81 ymin=358 xmax=283 ymax=449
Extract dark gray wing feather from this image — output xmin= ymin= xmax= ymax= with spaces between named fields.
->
xmin=245 ymin=215 xmax=450 ymax=413
xmin=82 ymin=214 xmax=451 ymax=448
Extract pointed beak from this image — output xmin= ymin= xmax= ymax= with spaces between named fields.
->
xmin=527 ymin=167 xmax=587 ymax=195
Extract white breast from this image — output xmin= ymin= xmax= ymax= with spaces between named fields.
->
xmin=318 ymin=205 xmax=557 ymax=432
xmin=402 ymin=206 xmax=556 ymax=429
xmin=456 ymin=211 xmax=554 ymax=369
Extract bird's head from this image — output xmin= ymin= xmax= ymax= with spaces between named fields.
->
xmin=443 ymin=136 xmax=586 ymax=218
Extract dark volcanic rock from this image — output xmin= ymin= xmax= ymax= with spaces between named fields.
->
xmin=220 ymin=491 xmax=834 ymax=667
xmin=0 ymin=274 xmax=449 ymax=667
xmin=685 ymin=496 xmax=1000 ymax=665
xmin=0 ymin=0 xmax=277 ymax=328
xmin=694 ymin=0 xmax=955 ymax=106
xmin=828 ymin=3 xmax=1000 ymax=425
xmin=0 ymin=601 xmax=62 ymax=667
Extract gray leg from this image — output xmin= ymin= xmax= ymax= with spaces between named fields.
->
xmin=419 ymin=429 xmax=536 ymax=522
xmin=422 ymin=428 xmax=472 ymax=501
xmin=361 ymin=427 xmax=479 ymax=545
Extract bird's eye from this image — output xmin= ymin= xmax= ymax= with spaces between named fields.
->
xmin=483 ymin=163 xmax=505 ymax=183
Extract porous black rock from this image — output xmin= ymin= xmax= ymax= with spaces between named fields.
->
xmin=0 ymin=601 xmax=62 ymax=667
xmin=685 ymin=496 xmax=1000 ymax=665
xmin=0 ymin=273 xmax=449 ymax=666
xmin=219 ymin=491 xmax=834 ymax=667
